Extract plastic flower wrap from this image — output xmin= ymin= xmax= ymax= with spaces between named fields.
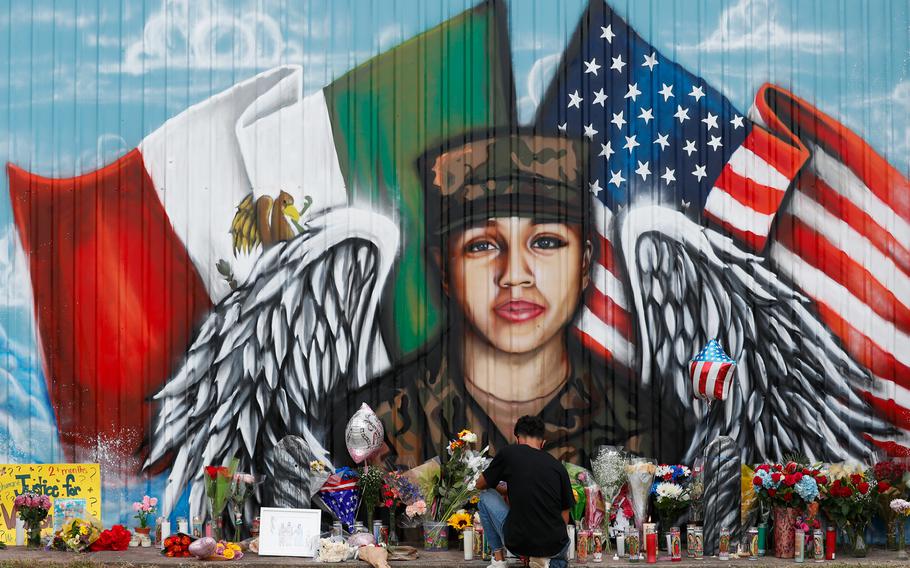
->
xmin=50 ymin=518 xmax=102 ymax=552
xmin=625 ymin=458 xmax=656 ymax=530
xmin=564 ymin=462 xmax=601 ymax=527
xmin=590 ymin=445 xmax=629 ymax=511
xmin=403 ymin=458 xmax=441 ymax=508
xmin=204 ymin=458 xmax=239 ymax=523
xmin=319 ymin=467 xmax=361 ymax=529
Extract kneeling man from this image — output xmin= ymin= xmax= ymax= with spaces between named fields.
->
xmin=476 ymin=416 xmax=573 ymax=568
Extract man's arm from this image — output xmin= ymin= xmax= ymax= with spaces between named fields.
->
xmin=562 ymin=510 xmax=570 ymax=525
xmin=475 ymin=475 xmax=488 ymax=490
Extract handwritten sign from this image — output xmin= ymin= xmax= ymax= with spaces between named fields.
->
xmin=0 ymin=464 xmax=101 ymax=545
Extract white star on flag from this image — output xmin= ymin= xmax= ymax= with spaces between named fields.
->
xmin=642 ymin=52 xmax=659 ymax=71
xmin=611 ymin=111 xmax=626 ymax=129
xmin=568 ymin=90 xmax=583 ymax=109
xmin=610 ymin=55 xmax=626 ymax=73
xmin=674 ymin=105 xmax=690 ymax=123
xmin=654 ymin=133 xmax=670 ymax=150
xmin=689 ymin=85 xmax=705 ymax=101
xmin=600 ymin=25 xmax=614 ymax=42
xmin=557 ymin=122 xmax=567 ymax=132
xmin=730 ymin=115 xmax=745 ymax=129
xmin=584 ymin=58 xmax=601 ymax=75
xmin=609 ymin=169 xmax=626 ymax=187
xmin=661 ymin=167 xmax=676 ymax=185
xmin=635 ymin=160 xmax=651 ymax=180
xmin=692 ymin=164 xmax=707 ymax=181
xmin=702 ymin=112 xmax=719 ymax=130
xmin=682 ymin=139 xmax=697 ymax=156
xmin=592 ymin=88 xmax=608 ymax=106
xmin=658 ymin=83 xmax=674 ymax=101
xmin=624 ymin=82 xmax=642 ymax=101
xmin=599 ymin=141 xmax=614 ymax=159
xmin=623 ymin=134 xmax=640 ymax=152
xmin=707 ymin=135 xmax=723 ymax=151
xmin=588 ymin=179 xmax=603 ymax=196
xmin=638 ymin=107 xmax=654 ymax=124
xmin=583 ymin=123 xmax=598 ymax=138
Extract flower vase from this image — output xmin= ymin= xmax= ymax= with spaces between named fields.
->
xmin=388 ymin=507 xmax=399 ymax=546
xmin=848 ymin=523 xmax=867 ymax=557
xmin=887 ymin=517 xmax=899 ymax=551
xmin=423 ymin=521 xmax=448 ymax=551
xmin=772 ymin=506 xmax=797 ymax=558
xmin=898 ymin=521 xmax=907 ymax=561
xmin=24 ymin=521 xmax=42 ymax=548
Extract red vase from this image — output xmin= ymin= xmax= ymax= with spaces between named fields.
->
xmin=773 ymin=507 xmax=798 ymax=559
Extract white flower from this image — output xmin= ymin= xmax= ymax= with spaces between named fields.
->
xmin=460 ymin=431 xmax=478 ymax=443
xmin=655 ymin=482 xmax=689 ymax=502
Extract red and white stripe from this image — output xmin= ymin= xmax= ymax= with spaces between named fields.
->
xmin=752 ymin=84 xmax=910 ymax=456
xmin=689 ymin=360 xmax=736 ymax=401
xmin=703 ymin=124 xmax=807 ymax=252
xmin=575 ymin=204 xmax=636 ymax=370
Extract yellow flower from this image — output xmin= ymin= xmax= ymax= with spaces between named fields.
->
xmin=572 ymin=488 xmax=579 ymax=502
xmin=470 ymin=495 xmax=480 ymax=505
xmin=223 ymin=548 xmax=235 ymax=559
xmin=80 ymin=525 xmax=89 ymax=535
xmin=447 ymin=512 xmax=473 ymax=530
xmin=228 ymin=542 xmax=241 ymax=551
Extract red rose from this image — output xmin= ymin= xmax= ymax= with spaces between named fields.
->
xmin=757 ymin=464 xmax=771 ymax=472
xmin=784 ymin=462 xmax=798 ymax=474
xmin=664 ymin=473 xmax=673 ymax=481
xmin=783 ymin=491 xmax=793 ymax=501
xmin=768 ymin=489 xmax=777 ymax=497
xmin=815 ymin=475 xmax=828 ymax=486
xmin=794 ymin=472 xmax=804 ymax=482
xmin=753 ymin=476 xmax=763 ymax=486
xmin=878 ymin=481 xmax=891 ymax=492
xmin=205 ymin=466 xmax=219 ymax=479
xmin=783 ymin=474 xmax=797 ymax=487
xmin=771 ymin=473 xmax=782 ymax=483
xmin=850 ymin=473 xmax=863 ymax=485
xmin=857 ymin=482 xmax=870 ymax=494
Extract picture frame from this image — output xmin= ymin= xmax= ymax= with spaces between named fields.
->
xmin=257 ymin=507 xmax=322 ymax=557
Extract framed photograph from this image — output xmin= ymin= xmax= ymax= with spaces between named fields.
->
xmin=257 ymin=507 xmax=322 ymax=557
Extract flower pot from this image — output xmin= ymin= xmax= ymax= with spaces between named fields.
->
xmin=423 ymin=521 xmax=449 ymax=551
xmin=772 ymin=506 xmax=797 ymax=558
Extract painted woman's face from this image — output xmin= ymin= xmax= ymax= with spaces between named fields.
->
xmin=444 ymin=217 xmax=590 ymax=354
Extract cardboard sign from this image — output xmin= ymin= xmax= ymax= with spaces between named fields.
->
xmin=0 ymin=464 xmax=101 ymax=545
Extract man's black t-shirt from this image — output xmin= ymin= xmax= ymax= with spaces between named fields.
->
xmin=481 ymin=444 xmax=573 ymax=557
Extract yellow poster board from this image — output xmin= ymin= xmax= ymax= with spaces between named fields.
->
xmin=0 ymin=464 xmax=101 ymax=545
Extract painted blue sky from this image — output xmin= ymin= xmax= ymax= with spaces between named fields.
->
xmin=0 ymin=0 xmax=907 ymax=466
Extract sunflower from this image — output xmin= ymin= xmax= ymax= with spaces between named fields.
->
xmin=447 ymin=511 xmax=473 ymax=530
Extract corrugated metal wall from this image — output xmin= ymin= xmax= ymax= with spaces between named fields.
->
xmin=0 ymin=0 xmax=907 ymax=527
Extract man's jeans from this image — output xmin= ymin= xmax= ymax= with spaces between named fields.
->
xmin=477 ymin=489 xmax=569 ymax=568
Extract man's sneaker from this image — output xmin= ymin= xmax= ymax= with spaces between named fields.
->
xmin=528 ymin=557 xmax=549 ymax=568
xmin=486 ymin=559 xmax=509 ymax=568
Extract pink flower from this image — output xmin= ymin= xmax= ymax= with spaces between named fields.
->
xmin=133 ymin=502 xmax=141 ymax=512
xmin=148 ymin=497 xmax=158 ymax=507
xmin=142 ymin=495 xmax=151 ymax=506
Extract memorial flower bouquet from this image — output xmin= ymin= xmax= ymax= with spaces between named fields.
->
xmin=132 ymin=495 xmax=158 ymax=529
xmin=425 ymin=430 xmax=489 ymax=543
xmin=873 ymin=459 xmax=908 ymax=549
xmin=49 ymin=518 xmax=102 ymax=552
xmin=358 ymin=465 xmax=386 ymax=527
xmin=625 ymin=458 xmax=657 ymax=530
xmin=590 ymin=445 xmax=629 ymax=531
xmin=819 ymin=465 xmax=874 ymax=556
xmin=751 ymin=462 xmax=822 ymax=508
xmin=14 ymin=492 xmax=51 ymax=547
xmin=204 ymin=458 xmax=239 ymax=539
xmin=890 ymin=499 xmax=910 ymax=558
xmin=651 ymin=480 xmax=691 ymax=530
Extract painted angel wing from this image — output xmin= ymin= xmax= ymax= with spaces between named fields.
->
xmin=230 ymin=193 xmax=261 ymax=255
xmin=147 ymin=207 xmax=399 ymax=517
xmin=617 ymin=205 xmax=894 ymax=464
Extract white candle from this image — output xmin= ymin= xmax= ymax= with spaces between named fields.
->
xmin=567 ymin=525 xmax=576 ymax=560
xmin=160 ymin=520 xmax=171 ymax=548
xmin=15 ymin=517 xmax=25 ymax=546
xmin=463 ymin=529 xmax=474 ymax=560
xmin=616 ymin=533 xmax=625 ymax=558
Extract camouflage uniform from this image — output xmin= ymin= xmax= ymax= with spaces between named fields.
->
xmin=329 ymin=132 xmax=689 ymax=467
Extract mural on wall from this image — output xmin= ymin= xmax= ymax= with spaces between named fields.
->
xmin=1 ymin=0 xmax=908 ymax=525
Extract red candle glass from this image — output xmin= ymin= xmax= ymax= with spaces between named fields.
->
xmin=825 ymin=527 xmax=836 ymax=560
xmin=646 ymin=533 xmax=657 ymax=563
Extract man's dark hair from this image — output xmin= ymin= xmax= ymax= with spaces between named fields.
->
xmin=514 ymin=415 xmax=546 ymax=439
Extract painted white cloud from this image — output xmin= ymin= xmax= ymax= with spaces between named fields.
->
xmin=0 ymin=224 xmax=34 ymax=310
xmin=683 ymin=0 xmax=841 ymax=54
xmin=117 ymin=0 xmax=293 ymax=74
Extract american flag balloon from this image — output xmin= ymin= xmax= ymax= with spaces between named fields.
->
xmin=319 ymin=468 xmax=361 ymax=529
xmin=689 ymin=339 xmax=736 ymax=401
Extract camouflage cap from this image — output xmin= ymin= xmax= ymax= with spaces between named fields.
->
xmin=420 ymin=132 xmax=588 ymax=234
